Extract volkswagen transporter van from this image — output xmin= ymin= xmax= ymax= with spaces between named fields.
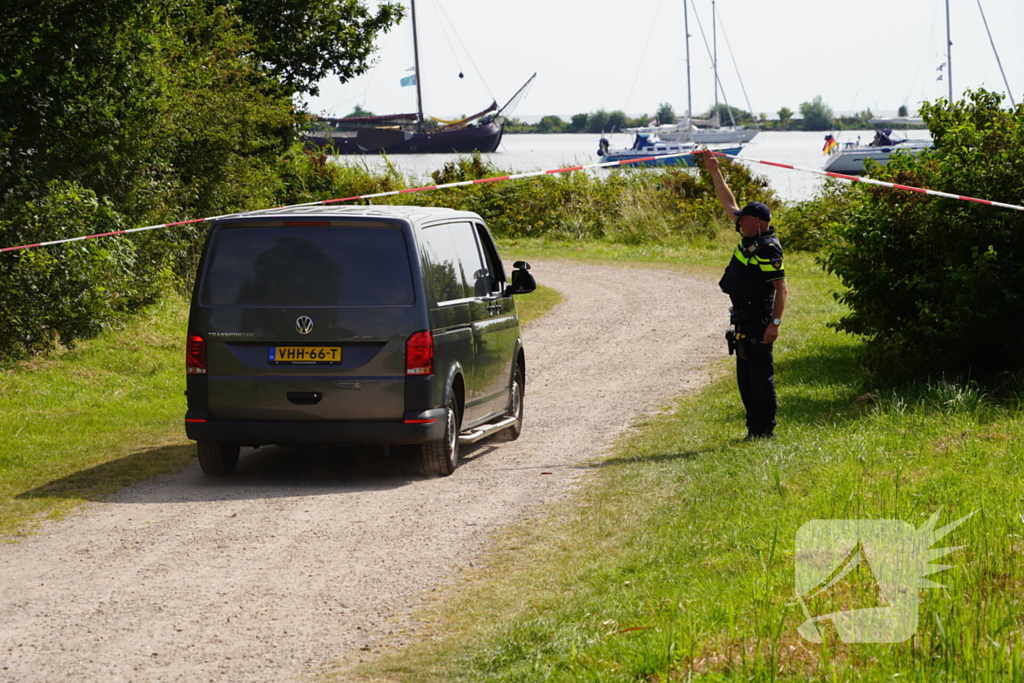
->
xmin=184 ymin=206 xmax=535 ymax=476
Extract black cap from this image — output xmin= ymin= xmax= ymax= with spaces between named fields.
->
xmin=733 ymin=201 xmax=771 ymax=222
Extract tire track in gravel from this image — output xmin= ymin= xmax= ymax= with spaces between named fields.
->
xmin=0 ymin=260 xmax=726 ymax=682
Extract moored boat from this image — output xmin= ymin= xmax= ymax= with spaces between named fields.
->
xmin=301 ymin=0 xmax=530 ymax=155
xmin=823 ymin=129 xmax=932 ymax=174
xmin=597 ymin=130 xmax=742 ymax=168
xmin=302 ymin=107 xmax=505 ymax=154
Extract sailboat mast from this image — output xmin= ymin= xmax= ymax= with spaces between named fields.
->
xmin=684 ymin=0 xmax=692 ymax=121
xmin=411 ymin=0 xmax=426 ymax=133
xmin=945 ymin=0 xmax=953 ymax=101
xmin=712 ymin=0 xmax=718 ymax=121
xmin=976 ymin=0 xmax=1016 ymax=107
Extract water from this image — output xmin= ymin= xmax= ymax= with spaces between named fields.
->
xmin=331 ymin=129 xmax=931 ymax=204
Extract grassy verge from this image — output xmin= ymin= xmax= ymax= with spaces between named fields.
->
xmin=0 ymin=296 xmax=194 ymax=537
xmin=500 ymin=234 xmax=735 ymax=277
xmin=514 ymin=283 xmax=562 ymax=326
xmin=357 ymin=243 xmax=1024 ymax=682
xmin=0 ymin=285 xmax=562 ymax=538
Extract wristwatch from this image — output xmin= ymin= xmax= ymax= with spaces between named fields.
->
xmin=772 ymin=318 xmax=782 ymax=326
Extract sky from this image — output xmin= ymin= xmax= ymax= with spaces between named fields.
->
xmin=302 ymin=0 xmax=1023 ymax=122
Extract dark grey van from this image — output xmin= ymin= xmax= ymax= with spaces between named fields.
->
xmin=184 ymin=205 xmax=535 ymax=476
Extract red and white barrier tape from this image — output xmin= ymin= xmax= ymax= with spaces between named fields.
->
xmin=1 ymin=149 xmax=1021 ymax=254
xmin=714 ymin=151 xmax=1024 ymax=212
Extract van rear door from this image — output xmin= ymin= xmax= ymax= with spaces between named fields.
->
xmin=191 ymin=220 xmax=424 ymax=422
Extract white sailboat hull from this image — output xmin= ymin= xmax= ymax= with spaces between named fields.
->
xmin=660 ymin=127 xmax=759 ymax=144
xmin=823 ymin=140 xmax=932 ymax=174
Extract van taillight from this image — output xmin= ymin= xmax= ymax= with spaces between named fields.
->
xmin=186 ymin=335 xmax=207 ymax=375
xmin=405 ymin=331 xmax=434 ymax=376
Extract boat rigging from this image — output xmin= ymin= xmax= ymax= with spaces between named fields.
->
xmin=302 ymin=0 xmax=534 ymax=155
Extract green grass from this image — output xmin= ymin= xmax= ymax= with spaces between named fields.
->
xmin=0 ymin=296 xmax=194 ymax=537
xmin=356 ymin=240 xmax=1024 ymax=682
xmin=514 ymin=284 xmax=562 ymax=326
xmin=0 ymin=284 xmax=561 ymax=538
xmin=500 ymin=234 xmax=736 ymax=277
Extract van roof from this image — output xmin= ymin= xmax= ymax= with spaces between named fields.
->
xmin=214 ymin=205 xmax=482 ymax=226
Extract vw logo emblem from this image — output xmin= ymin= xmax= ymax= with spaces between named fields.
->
xmin=295 ymin=316 xmax=314 ymax=335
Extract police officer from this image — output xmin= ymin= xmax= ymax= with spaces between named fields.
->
xmin=703 ymin=152 xmax=788 ymax=439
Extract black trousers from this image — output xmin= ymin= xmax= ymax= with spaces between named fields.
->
xmin=736 ymin=321 xmax=777 ymax=437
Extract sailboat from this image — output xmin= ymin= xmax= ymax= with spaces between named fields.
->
xmin=822 ymin=0 xmax=1014 ymax=175
xmin=658 ymin=0 xmax=759 ymax=145
xmin=302 ymin=0 xmax=532 ymax=155
xmin=595 ymin=0 xmax=745 ymax=166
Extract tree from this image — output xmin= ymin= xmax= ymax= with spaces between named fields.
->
xmin=569 ymin=113 xmax=589 ymax=133
xmin=0 ymin=0 xmax=402 ymax=210
xmin=777 ymin=106 xmax=794 ymax=125
xmin=821 ymin=89 xmax=1024 ymax=380
xmin=230 ymin=0 xmax=404 ymax=95
xmin=587 ymin=110 xmax=609 ymax=133
xmin=704 ymin=104 xmax=752 ymax=126
xmin=537 ymin=115 xmax=566 ymax=133
xmin=0 ymin=0 xmax=405 ymax=359
xmin=799 ymin=96 xmax=834 ymax=130
xmin=656 ymin=102 xmax=676 ymax=125
xmin=898 ymin=104 xmax=909 ymax=117
xmin=345 ymin=104 xmax=375 ymax=118
xmin=857 ymin=108 xmax=874 ymax=121
xmin=606 ymin=110 xmax=629 ymax=132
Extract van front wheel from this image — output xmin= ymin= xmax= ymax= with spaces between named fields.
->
xmin=499 ymin=363 xmax=524 ymax=441
xmin=197 ymin=441 xmax=240 ymax=476
xmin=421 ymin=396 xmax=460 ymax=477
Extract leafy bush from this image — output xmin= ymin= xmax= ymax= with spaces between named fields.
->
xmin=777 ymin=179 xmax=856 ymax=252
xmin=0 ymin=183 xmax=168 ymax=360
xmin=821 ymin=89 xmax=1024 ymax=380
xmin=321 ymin=151 xmax=779 ymax=246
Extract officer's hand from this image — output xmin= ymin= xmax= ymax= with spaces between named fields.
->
xmin=702 ymin=151 xmax=719 ymax=172
xmin=764 ymin=323 xmax=779 ymax=344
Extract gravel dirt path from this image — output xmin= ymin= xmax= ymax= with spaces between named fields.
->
xmin=0 ymin=260 xmax=726 ymax=682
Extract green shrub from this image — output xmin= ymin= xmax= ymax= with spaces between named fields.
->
xmin=777 ymin=179 xmax=856 ymax=252
xmin=821 ymin=89 xmax=1024 ymax=381
xmin=321 ymin=152 xmax=779 ymax=247
xmin=0 ymin=182 xmax=168 ymax=360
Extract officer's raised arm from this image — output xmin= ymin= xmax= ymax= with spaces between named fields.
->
xmin=702 ymin=151 xmax=740 ymax=220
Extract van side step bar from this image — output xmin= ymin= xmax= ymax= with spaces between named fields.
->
xmin=458 ymin=416 xmax=518 ymax=444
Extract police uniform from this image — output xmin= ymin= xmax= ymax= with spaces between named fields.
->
xmin=719 ymin=227 xmax=785 ymax=438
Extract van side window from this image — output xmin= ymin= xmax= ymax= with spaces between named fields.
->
xmin=449 ymin=222 xmax=489 ymax=298
xmin=419 ymin=224 xmax=465 ymax=304
xmin=474 ymin=224 xmax=506 ymax=295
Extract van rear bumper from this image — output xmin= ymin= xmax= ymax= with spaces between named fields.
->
xmin=184 ymin=409 xmax=446 ymax=446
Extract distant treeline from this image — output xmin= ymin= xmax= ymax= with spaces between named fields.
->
xmin=499 ymin=98 xmax=921 ymax=134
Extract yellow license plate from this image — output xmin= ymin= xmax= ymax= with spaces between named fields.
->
xmin=269 ymin=346 xmax=342 ymax=364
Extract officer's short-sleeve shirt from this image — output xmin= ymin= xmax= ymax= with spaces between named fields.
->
xmin=720 ymin=229 xmax=785 ymax=301
xmin=751 ymin=236 xmax=785 ymax=284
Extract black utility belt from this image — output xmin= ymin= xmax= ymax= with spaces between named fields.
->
xmin=731 ymin=300 xmax=772 ymax=316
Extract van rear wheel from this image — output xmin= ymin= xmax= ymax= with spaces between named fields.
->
xmin=421 ymin=396 xmax=460 ymax=477
xmin=197 ymin=441 xmax=240 ymax=476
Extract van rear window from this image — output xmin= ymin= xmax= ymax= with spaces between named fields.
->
xmin=200 ymin=226 xmax=414 ymax=306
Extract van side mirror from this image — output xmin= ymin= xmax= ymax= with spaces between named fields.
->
xmin=506 ymin=261 xmax=536 ymax=296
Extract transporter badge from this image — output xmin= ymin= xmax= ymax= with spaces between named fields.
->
xmin=794 ymin=509 xmax=975 ymax=643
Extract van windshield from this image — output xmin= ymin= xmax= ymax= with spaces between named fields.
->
xmin=200 ymin=226 xmax=414 ymax=306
